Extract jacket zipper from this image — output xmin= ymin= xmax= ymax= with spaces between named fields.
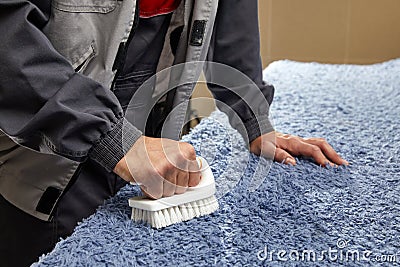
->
xmin=111 ymin=0 xmax=141 ymax=91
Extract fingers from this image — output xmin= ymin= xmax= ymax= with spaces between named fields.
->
xmin=175 ymin=159 xmax=189 ymax=195
xmin=172 ymin=155 xmax=201 ymax=194
xmin=274 ymin=148 xmax=296 ymax=165
xmin=163 ymin=174 xmax=176 ymax=197
xmin=145 ymin=160 xmax=199 ymax=198
xmin=276 ymin=134 xmax=349 ymax=167
xmin=175 ymin=171 xmax=189 ymax=194
xmin=140 ymin=175 xmax=163 ymax=199
xmin=188 ymin=158 xmax=201 ymax=187
xmin=303 ymin=138 xmax=349 ymax=165
xmin=140 ymin=185 xmax=153 ymax=199
xmin=298 ymin=142 xmax=334 ymax=167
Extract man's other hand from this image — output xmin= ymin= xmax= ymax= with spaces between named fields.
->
xmin=250 ymin=131 xmax=349 ymax=167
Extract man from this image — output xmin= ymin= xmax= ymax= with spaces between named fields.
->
xmin=0 ymin=0 xmax=348 ymax=266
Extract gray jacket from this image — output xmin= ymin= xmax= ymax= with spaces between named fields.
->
xmin=0 ymin=0 xmax=274 ymax=220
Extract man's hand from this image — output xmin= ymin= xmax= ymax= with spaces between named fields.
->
xmin=114 ymin=136 xmax=201 ymax=199
xmin=250 ymin=131 xmax=349 ymax=167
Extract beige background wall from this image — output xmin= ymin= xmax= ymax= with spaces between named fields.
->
xmin=192 ymin=0 xmax=400 ymax=118
xmin=259 ymin=0 xmax=400 ymax=67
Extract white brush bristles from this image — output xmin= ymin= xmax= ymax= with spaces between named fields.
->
xmin=131 ymin=195 xmax=219 ymax=229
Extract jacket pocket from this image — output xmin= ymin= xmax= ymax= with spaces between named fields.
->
xmin=43 ymin=2 xmax=103 ymax=69
xmin=52 ymin=0 xmax=118 ymax=13
xmin=75 ymin=42 xmax=97 ymax=73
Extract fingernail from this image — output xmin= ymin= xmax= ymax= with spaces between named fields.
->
xmin=342 ymin=160 xmax=349 ymax=165
xmin=286 ymin=158 xmax=296 ymax=165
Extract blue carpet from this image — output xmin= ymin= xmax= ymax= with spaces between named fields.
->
xmin=35 ymin=59 xmax=400 ymax=266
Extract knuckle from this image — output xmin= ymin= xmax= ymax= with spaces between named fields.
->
xmin=165 ymin=176 xmax=176 ymax=185
xmin=156 ymin=164 xmax=169 ymax=176
xmin=290 ymin=140 xmax=301 ymax=151
xmin=186 ymin=145 xmax=196 ymax=159
xmin=289 ymin=136 xmax=302 ymax=147
xmin=311 ymin=145 xmax=321 ymax=153
xmin=182 ymin=174 xmax=190 ymax=184
xmin=179 ymin=146 xmax=196 ymax=163
xmin=161 ymin=160 xmax=175 ymax=174
xmin=189 ymin=175 xmax=200 ymax=187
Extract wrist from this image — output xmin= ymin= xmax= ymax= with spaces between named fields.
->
xmin=250 ymin=135 xmax=262 ymax=155
xmin=113 ymin=136 xmax=145 ymax=182
xmin=114 ymin=157 xmax=129 ymax=181
xmin=249 ymin=131 xmax=276 ymax=156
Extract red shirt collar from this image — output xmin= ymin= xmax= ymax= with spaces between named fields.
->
xmin=139 ymin=0 xmax=181 ymax=18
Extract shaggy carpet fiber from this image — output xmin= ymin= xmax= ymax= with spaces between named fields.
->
xmin=35 ymin=59 xmax=400 ymax=266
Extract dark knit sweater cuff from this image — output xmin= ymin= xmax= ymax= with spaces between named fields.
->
xmin=243 ymin=115 xmax=275 ymax=143
xmin=89 ymin=118 xmax=142 ymax=172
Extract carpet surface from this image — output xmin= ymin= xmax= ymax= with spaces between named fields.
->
xmin=35 ymin=59 xmax=400 ymax=266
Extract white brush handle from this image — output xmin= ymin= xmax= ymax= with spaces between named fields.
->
xmin=128 ymin=156 xmax=216 ymax=212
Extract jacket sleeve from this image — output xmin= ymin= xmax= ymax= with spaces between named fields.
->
xmin=0 ymin=1 xmax=141 ymax=171
xmin=205 ymin=0 xmax=275 ymax=143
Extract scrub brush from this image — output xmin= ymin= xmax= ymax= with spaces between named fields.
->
xmin=128 ymin=156 xmax=219 ymax=229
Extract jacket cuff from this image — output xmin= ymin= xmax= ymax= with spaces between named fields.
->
xmin=89 ymin=118 xmax=142 ymax=172
xmin=243 ymin=114 xmax=275 ymax=143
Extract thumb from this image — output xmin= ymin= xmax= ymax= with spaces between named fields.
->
xmin=275 ymin=148 xmax=296 ymax=165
